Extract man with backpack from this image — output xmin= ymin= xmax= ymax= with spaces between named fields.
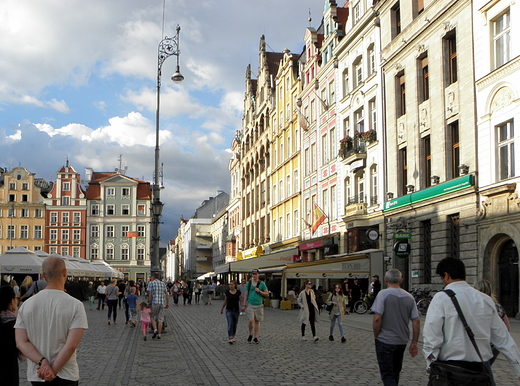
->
xmin=241 ymin=269 xmax=269 ymax=344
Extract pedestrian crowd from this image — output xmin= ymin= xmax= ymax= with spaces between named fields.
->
xmin=2 ymin=258 xmax=520 ymax=385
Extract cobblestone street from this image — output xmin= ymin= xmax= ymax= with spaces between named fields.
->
xmin=18 ymin=296 xmax=520 ymax=385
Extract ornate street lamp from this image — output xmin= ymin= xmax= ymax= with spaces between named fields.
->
xmin=150 ymin=25 xmax=184 ymax=278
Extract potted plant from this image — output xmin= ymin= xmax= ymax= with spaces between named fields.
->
xmin=267 ymin=278 xmax=282 ymax=308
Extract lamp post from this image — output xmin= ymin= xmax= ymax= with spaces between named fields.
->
xmin=150 ymin=25 xmax=184 ymax=278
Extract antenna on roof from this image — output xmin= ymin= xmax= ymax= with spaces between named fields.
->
xmin=308 ymin=8 xmax=312 ymax=27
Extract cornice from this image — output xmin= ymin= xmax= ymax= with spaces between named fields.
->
xmin=476 ymin=55 xmax=520 ymax=91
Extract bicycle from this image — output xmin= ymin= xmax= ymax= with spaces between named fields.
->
xmin=353 ymin=293 xmax=374 ymax=314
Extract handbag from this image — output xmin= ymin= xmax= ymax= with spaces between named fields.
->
xmin=325 ymin=293 xmax=334 ymax=313
xmin=427 ymin=289 xmax=492 ymax=386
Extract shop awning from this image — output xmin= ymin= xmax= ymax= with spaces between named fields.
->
xmin=216 ymin=247 xmax=299 ymax=273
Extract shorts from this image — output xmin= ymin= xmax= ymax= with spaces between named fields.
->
xmin=151 ymin=304 xmax=165 ymax=323
xmin=246 ymin=304 xmax=264 ymax=322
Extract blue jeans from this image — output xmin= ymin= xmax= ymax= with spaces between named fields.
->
xmin=375 ymin=339 xmax=406 ymax=386
xmin=329 ymin=314 xmax=344 ymax=336
xmin=226 ymin=310 xmax=240 ymax=339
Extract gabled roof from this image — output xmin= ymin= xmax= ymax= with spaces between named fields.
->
xmin=265 ymin=52 xmax=284 ymax=76
xmin=86 ymin=172 xmax=151 ymax=200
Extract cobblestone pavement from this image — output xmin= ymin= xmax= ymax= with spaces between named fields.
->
xmin=19 ymin=295 xmax=520 ymax=385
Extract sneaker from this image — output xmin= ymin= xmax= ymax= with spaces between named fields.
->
xmin=229 ymin=340 xmax=234 ymax=344
xmin=301 ymin=337 xmax=307 ymax=341
xmin=341 ymin=337 xmax=346 ymax=343
xmin=143 ymin=336 xmax=147 ymax=341
xmin=329 ymin=335 xmax=334 ymax=341
xmin=108 ymin=321 xmax=111 ymax=325
xmin=253 ymin=338 xmax=259 ymax=344
xmin=157 ymin=335 xmax=161 ymax=340
xmin=313 ymin=337 xmax=319 ymax=343
xmin=247 ymin=335 xmax=253 ymax=343
xmin=152 ymin=330 xmax=158 ymax=339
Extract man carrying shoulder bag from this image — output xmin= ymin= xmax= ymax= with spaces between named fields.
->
xmin=423 ymin=257 xmax=520 ymax=385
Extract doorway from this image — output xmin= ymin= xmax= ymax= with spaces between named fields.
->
xmin=498 ymin=239 xmax=519 ymax=317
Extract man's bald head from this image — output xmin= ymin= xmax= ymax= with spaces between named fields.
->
xmin=42 ymin=256 xmax=66 ymax=283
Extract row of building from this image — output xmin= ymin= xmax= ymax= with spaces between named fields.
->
xmin=172 ymin=0 xmax=520 ymax=317
xmin=0 ymin=163 xmax=153 ymax=282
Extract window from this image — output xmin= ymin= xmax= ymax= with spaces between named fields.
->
xmin=8 ymin=225 xmax=15 ymax=240
xmin=22 ymin=194 xmax=28 ymax=202
xmin=8 ymin=207 xmax=15 ymax=218
xmin=62 ymin=196 xmax=70 ymax=206
xmin=61 ymin=247 xmax=69 ymax=256
xmin=416 ymin=0 xmax=424 ymax=16
xmin=50 ymin=212 xmax=58 ymax=223
xmin=423 ymin=135 xmax=432 ymax=188
xmin=73 ymin=212 xmax=81 ymax=223
xmin=322 ymin=133 xmax=329 ymax=164
xmin=353 ymin=1 xmax=361 ymax=23
xmin=106 ymin=246 xmax=114 ymax=260
xmin=50 ymin=229 xmax=57 ymax=241
xmin=354 ymin=57 xmax=363 ymax=88
xmin=137 ymin=225 xmax=145 ymax=237
xmin=9 ymin=182 xmax=15 ymax=190
xmin=493 ymin=11 xmax=510 ymax=69
xmin=294 ymin=210 xmax=299 ymax=236
xmin=419 ymin=55 xmax=429 ymax=102
xmin=445 ymin=32 xmax=457 ymax=85
xmin=369 ymin=99 xmax=377 ymax=132
xmin=422 ymin=220 xmax=431 ymax=283
xmin=62 ymin=212 xmax=69 ymax=224
xmin=330 ymin=128 xmax=336 ymax=159
xmin=355 ymin=108 xmax=364 ymax=134
xmin=122 ymin=205 xmax=130 ymax=215
xmin=368 ymin=46 xmax=375 ymax=76
xmin=73 ymin=229 xmax=81 ymax=241
xmin=22 ymin=182 xmax=28 ymax=190
xmin=392 ymin=2 xmax=402 ymax=37
xmin=121 ymin=247 xmax=129 ymax=260
xmin=286 ymin=175 xmax=291 ymax=197
xmin=61 ymin=229 xmax=69 ymax=241
xmin=330 ymin=185 xmax=336 ymax=220
xmin=107 ymin=205 xmax=115 ymax=215
xmin=329 ymin=80 xmax=335 ymax=105
xmin=287 ymin=213 xmax=291 ymax=239
xmin=497 ymin=120 xmax=515 ymax=180
xmin=279 ymin=180 xmax=284 ymax=201
xmin=304 ymin=148 xmax=310 ymax=176
xmin=90 ymin=247 xmax=98 ymax=260
xmin=91 ymin=204 xmax=99 ymax=216
xmin=106 ymin=226 xmax=114 ymax=238
xmin=399 ymin=147 xmax=408 ymax=196
xmin=121 ymin=226 xmax=129 ymax=237
xmin=34 ymin=246 xmax=42 ymax=252
xmin=9 ymin=194 xmax=15 ymax=202
xmin=73 ymin=247 xmax=80 ymax=258
xmin=122 ymin=188 xmax=130 ymax=196
xmin=397 ymin=72 xmax=406 ymax=117
xmin=90 ymin=225 xmax=99 ymax=238
xmin=35 ymin=208 xmax=43 ymax=218
xmin=137 ymin=248 xmax=145 ymax=260
xmin=370 ymin=165 xmax=378 ymax=206
xmin=448 ymin=121 xmax=460 ymax=179
xmin=137 ymin=204 xmax=146 ymax=215
xmin=343 ymin=68 xmax=350 ymax=96
xmin=107 ymin=188 xmax=115 ymax=196
xmin=20 ymin=225 xmax=28 ymax=239
xmin=449 ymin=214 xmax=460 ymax=259
xmin=34 ymin=225 xmax=42 ymax=239
xmin=50 ymin=247 xmax=58 ymax=254
xmin=21 ymin=208 xmax=29 ymax=218
xmin=63 ymin=182 xmax=70 ymax=191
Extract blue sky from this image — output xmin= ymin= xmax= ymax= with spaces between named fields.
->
xmin=0 ymin=0 xmax=325 ymax=242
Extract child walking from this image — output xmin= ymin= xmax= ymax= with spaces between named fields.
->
xmin=139 ymin=301 xmax=152 ymax=341
xmin=127 ymin=287 xmax=138 ymax=327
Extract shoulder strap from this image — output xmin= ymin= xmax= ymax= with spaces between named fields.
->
xmin=444 ymin=289 xmax=485 ymax=363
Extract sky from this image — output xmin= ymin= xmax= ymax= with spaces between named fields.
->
xmin=0 ymin=0 xmax=325 ymax=243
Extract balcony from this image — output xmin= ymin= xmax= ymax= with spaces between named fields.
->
xmin=345 ymin=195 xmax=368 ymax=216
xmin=339 ymin=142 xmax=367 ymax=164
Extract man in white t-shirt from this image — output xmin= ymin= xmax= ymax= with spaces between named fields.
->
xmin=15 ymin=256 xmax=88 ymax=385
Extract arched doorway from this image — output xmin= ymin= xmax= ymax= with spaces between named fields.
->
xmin=498 ymin=239 xmax=519 ymax=317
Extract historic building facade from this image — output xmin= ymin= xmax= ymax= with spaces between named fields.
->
xmin=44 ymin=161 xmax=87 ymax=258
xmin=377 ymin=0 xmax=479 ymax=287
xmin=0 ymin=167 xmax=50 ymax=254
xmin=270 ymin=48 xmax=302 ymax=253
xmin=473 ymin=0 xmax=520 ymax=316
xmin=85 ymin=169 xmax=151 ymax=281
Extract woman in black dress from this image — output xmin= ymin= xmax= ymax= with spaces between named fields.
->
xmin=0 ymin=285 xmax=21 ymax=385
xmin=220 ymin=281 xmax=242 ymax=344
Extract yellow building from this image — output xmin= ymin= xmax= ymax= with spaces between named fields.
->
xmin=0 ymin=167 xmax=50 ymax=254
xmin=270 ymin=49 xmax=302 ymax=251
